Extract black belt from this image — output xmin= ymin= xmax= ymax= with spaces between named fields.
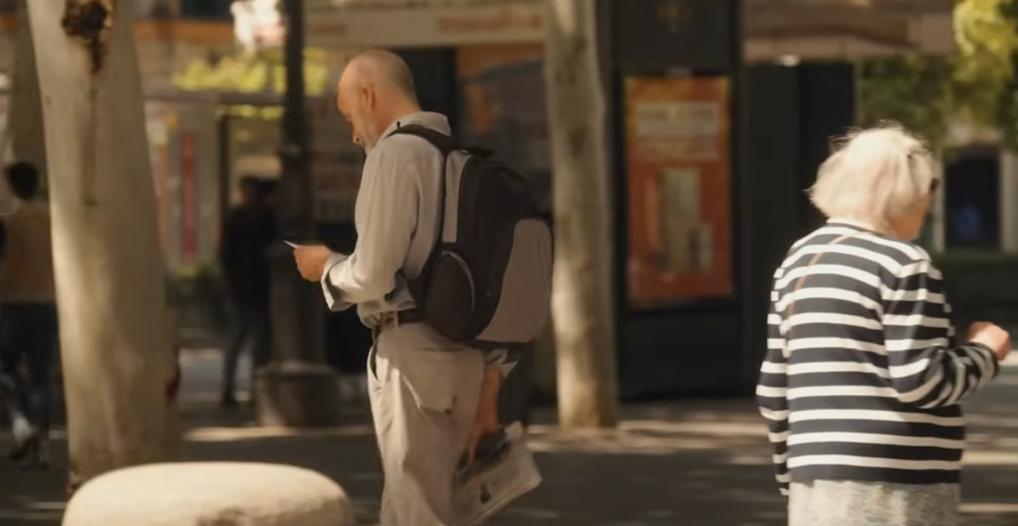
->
xmin=370 ymin=309 xmax=426 ymax=378
xmin=374 ymin=308 xmax=425 ymax=337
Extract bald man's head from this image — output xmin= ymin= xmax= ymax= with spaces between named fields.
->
xmin=336 ymin=50 xmax=421 ymax=151
xmin=344 ymin=50 xmax=418 ymax=102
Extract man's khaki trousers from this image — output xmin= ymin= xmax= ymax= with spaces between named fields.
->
xmin=368 ymin=323 xmax=485 ymax=525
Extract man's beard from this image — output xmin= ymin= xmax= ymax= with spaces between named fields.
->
xmin=360 ymin=120 xmax=385 ymax=153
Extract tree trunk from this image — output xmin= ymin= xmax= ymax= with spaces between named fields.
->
xmin=543 ymin=0 xmax=619 ymax=429
xmin=23 ymin=0 xmax=182 ymax=489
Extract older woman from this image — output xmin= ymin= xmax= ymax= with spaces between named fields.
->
xmin=756 ymin=124 xmax=1011 ymax=526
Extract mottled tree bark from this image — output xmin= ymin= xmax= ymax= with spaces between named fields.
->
xmin=544 ymin=0 xmax=619 ymax=429
xmin=22 ymin=0 xmax=181 ymax=488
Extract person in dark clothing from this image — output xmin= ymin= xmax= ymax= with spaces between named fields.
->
xmin=0 ymin=161 xmax=58 ymax=468
xmin=219 ymin=176 xmax=276 ymax=408
xmin=0 ymin=208 xmax=13 ymax=441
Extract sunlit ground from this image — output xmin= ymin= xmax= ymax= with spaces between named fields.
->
xmin=2 ymin=351 xmax=1018 ymax=525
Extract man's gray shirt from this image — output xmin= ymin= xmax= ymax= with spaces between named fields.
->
xmin=320 ymin=112 xmax=515 ymax=373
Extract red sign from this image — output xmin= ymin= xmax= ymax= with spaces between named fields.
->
xmin=180 ymin=133 xmax=198 ymax=264
xmin=624 ymin=76 xmax=733 ymax=306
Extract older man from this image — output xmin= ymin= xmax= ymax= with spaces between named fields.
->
xmin=292 ymin=50 xmax=515 ymax=525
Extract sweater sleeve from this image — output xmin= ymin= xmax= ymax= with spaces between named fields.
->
xmin=882 ymin=258 xmax=999 ymax=409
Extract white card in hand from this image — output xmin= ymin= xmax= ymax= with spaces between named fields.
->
xmin=284 ymin=241 xmax=301 ymax=249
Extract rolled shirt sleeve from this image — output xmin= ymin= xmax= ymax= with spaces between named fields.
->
xmin=320 ymin=253 xmax=353 ymax=312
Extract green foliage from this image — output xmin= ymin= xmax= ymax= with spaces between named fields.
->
xmin=172 ymin=47 xmax=330 ymax=118
xmin=954 ymin=0 xmax=1018 ymax=125
xmin=860 ymin=56 xmax=954 ymax=147
xmin=861 ymin=0 xmax=1018 ymax=150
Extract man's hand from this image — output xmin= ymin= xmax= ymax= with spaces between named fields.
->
xmin=292 ymin=245 xmax=333 ymax=282
xmin=465 ymin=367 xmax=502 ymax=465
xmin=969 ymin=321 xmax=1012 ymax=361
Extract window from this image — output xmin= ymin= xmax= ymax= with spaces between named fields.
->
xmin=945 ymin=146 xmax=1001 ymax=249
xmin=180 ymin=0 xmax=233 ymax=20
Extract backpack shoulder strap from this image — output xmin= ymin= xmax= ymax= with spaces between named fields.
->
xmin=387 ymin=124 xmax=458 ymax=156
xmin=387 ymin=124 xmax=455 ymax=288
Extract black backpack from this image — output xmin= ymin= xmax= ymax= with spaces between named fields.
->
xmin=391 ymin=125 xmax=553 ymax=349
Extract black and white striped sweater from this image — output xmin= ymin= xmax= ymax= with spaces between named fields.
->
xmin=756 ymin=221 xmax=999 ymax=494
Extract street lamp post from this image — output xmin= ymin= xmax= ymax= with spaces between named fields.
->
xmin=255 ymin=0 xmax=342 ymax=427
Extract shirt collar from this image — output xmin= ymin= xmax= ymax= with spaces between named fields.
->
xmin=827 ymin=217 xmax=883 ymax=234
xmin=380 ymin=111 xmax=452 ymax=140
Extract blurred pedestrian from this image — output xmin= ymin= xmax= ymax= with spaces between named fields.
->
xmin=218 ymin=176 xmax=276 ymax=408
xmin=0 ymin=196 xmax=16 ymax=446
xmin=757 ymin=125 xmax=1010 ymax=526
xmin=0 ymin=161 xmax=57 ymax=469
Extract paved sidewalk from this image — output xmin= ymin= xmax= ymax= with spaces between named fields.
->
xmin=2 ymin=350 xmax=1018 ymax=525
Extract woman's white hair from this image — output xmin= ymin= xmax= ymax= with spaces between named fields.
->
xmin=809 ymin=123 xmax=938 ymax=226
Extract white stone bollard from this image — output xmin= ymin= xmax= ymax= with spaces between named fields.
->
xmin=63 ymin=462 xmax=354 ymax=526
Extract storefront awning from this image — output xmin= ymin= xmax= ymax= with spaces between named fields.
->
xmin=306 ymin=1 xmax=544 ymax=49
xmin=745 ymin=0 xmax=956 ymax=61
xmin=306 ymin=0 xmax=955 ymax=60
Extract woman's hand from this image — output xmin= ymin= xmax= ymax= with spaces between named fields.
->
xmin=969 ymin=322 xmax=1012 ymax=361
